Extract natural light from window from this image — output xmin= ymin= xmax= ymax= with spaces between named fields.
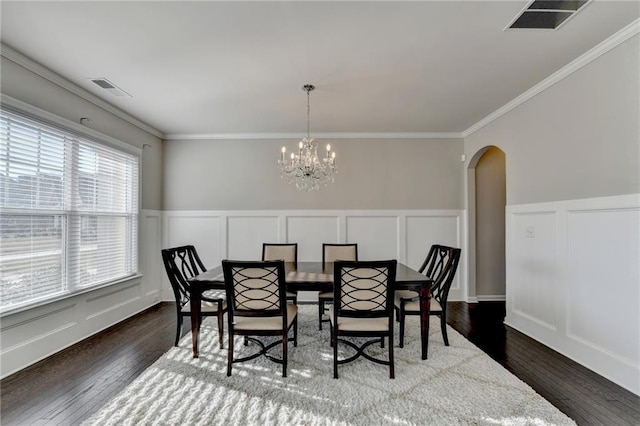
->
xmin=0 ymin=107 xmax=139 ymax=312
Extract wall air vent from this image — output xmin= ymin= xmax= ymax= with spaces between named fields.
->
xmin=507 ymin=0 xmax=590 ymax=30
xmin=88 ymin=78 xmax=132 ymax=97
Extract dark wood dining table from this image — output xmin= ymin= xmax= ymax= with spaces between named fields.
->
xmin=187 ymin=261 xmax=433 ymax=359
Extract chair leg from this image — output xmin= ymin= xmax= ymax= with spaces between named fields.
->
xmin=399 ymin=308 xmax=405 ymax=348
xmin=282 ymin=334 xmax=288 ymax=378
xmin=380 ymin=336 xmax=384 ymax=348
xmin=175 ymin=314 xmax=183 ymax=347
xmin=333 ymin=329 xmax=339 ymax=379
xmin=217 ymin=310 xmax=224 ymax=349
xmin=293 ymin=316 xmax=298 ymax=347
xmin=440 ymin=313 xmax=449 ymax=346
xmin=318 ymin=300 xmax=324 ymax=330
xmin=389 ymin=332 xmax=395 ymax=379
xmin=227 ymin=333 xmax=234 ymax=376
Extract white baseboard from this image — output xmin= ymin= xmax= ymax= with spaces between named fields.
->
xmin=476 ymin=295 xmax=506 ymax=302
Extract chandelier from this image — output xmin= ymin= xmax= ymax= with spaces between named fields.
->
xmin=278 ymin=84 xmax=337 ymax=191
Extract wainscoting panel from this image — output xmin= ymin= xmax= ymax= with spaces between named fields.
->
xmin=142 ymin=211 xmax=162 ymax=301
xmin=346 ymin=216 xmax=400 ymax=260
xmin=165 ymin=213 xmax=223 ymax=268
xmin=566 ymin=207 xmax=640 ymax=366
xmin=1 ymin=210 xmax=164 ymax=379
xmin=0 ymin=304 xmax=76 ymax=352
xmin=227 ymin=216 xmax=279 ymax=259
xmin=509 ymin=211 xmax=558 ymax=331
xmin=162 ymin=209 xmax=466 ymax=303
xmin=287 ymin=216 xmax=340 ymax=261
xmin=505 ymin=195 xmax=640 ymax=395
xmin=85 ymin=282 xmax=141 ymax=320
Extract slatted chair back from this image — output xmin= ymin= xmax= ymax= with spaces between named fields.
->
xmin=162 ymin=245 xmax=207 ymax=308
xmin=262 ymin=243 xmax=298 ymax=267
xmin=418 ymin=244 xmax=461 ymax=306
xmin=162 ymin=245 xmax=226 ymax=348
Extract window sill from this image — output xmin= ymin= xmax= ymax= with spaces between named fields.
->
xmin=0 ymin=273 xmax=144 ymax=318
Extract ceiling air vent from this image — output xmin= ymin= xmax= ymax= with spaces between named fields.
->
xmin=507 ymin=0 xmax=590 ymax=30
xmin=88 ymin=78 xmax=131 ymax=97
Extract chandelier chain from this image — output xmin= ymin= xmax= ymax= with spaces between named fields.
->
xmin=306 ymin=87 xmax=310 ymax=139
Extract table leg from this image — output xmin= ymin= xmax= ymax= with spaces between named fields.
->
xmin=190 ymin=290 xmax=202 ymax=358
xmin=420 ymin=282 xmax=431 ymax=360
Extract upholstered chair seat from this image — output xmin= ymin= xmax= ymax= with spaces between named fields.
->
xmin=328 ymin=306 xmax=389 ymax=331
xmin=233 ymin=304 xmax=298 ymax=330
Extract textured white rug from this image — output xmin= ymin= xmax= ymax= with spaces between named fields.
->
xmin=84 ymin=306 xmax=576 ymax=426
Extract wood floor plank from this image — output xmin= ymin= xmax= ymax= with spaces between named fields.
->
xmin=1 ymin=301 xmax=638 ymax=425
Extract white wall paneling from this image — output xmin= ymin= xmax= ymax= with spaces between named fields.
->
xmin=162 ymin=210 xmax=466 ymax=302
xmin=505 ymin=194 xmax=640 ymax=395
xmin=0 ymin=210 xmax=165 ymax=379
xmin=287 ymin=216 xmax=341 ymax=261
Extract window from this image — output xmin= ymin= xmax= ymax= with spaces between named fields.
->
xmin=0 ymin=107 xmax=139 ymax=312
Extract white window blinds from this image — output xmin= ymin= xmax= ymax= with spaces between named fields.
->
xmin=0 ymin=107 xmax=139 ymax=311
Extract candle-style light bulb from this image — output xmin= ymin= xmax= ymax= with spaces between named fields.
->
xmin=281 ymin=146 xmax=286 ymax=162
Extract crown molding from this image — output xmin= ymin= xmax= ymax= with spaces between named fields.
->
xmin=164 ymin=132 xmax=463 ymax=140
xmin=1 ymin=43 xmax=163 ymax=139
xmin=463 ymin=18 xmax=640 ymax=138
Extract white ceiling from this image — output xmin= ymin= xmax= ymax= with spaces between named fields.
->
xmin=1 ymin=1 xmax=638 ymax=138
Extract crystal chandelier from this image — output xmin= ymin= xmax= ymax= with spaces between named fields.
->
xmin=278 ymin=84 xmax=337 ymax=191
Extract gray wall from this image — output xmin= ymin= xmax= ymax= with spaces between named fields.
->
xmin=465 ymin=35 xmax=640 ymax=205
xmin=475 ymin=147 xmax=506 ymax=297
xmin=163 ymin=137 xmax=464 ymax=210
xmin=0 ymin=56 xmax=163 ymax=210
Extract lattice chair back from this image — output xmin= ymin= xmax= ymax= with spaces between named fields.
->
xmin=418 ymin=245 xmax=461 ymax=306
xmin=223 ymin=260 xmax=287 ymax=318
xmin=334 ymin=260 xmax=396 ymax=318
xmin=161 ymin=245 xmax=207 ymax=308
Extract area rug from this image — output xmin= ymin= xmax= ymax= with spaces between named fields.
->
xmin=83 ymin=305 xmax=576 ymax=426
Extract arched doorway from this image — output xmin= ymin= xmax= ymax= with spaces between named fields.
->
xmin=466 ymin=146 xmax=506 ymax=302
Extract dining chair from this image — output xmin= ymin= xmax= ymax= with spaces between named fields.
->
xmin=330 ymin=260 xmax=397 ymax=379
xmin=222 ymin=259 xmax=298 ymax=377
xmin=262 ymin=243 xmax=298 ymax=303
xmin=395 ymin=245 xmax=461 ymax=347
xmin=161 ymin=245 xmax=227 ymax=348
xmin=318 ymin=243 xmax=358 ymax=330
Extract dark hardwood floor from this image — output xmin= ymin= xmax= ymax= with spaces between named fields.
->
xmin=1 ymin=301 xmax=638 ymax=425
